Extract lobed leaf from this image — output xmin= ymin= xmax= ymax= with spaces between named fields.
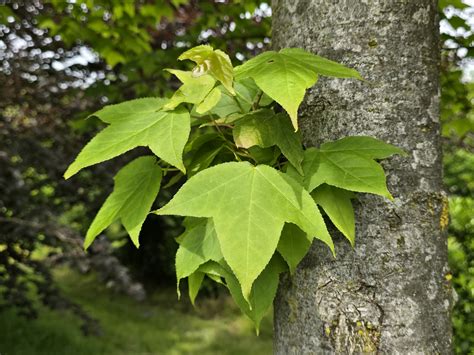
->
xmin=234 ymin=48 xmax=361 ymax=130
xmin=198 ymin=255 xmax=287 ymax=333
xmin=175 ymin=218 xmax=222 ymax=296
xmin=164 ymin=69 xmax=216 ymax=110
xmin=277 ymin=223 xmax=312 ymax=274
xmin=320 ymin=136 xmax=406 ymax=159
xmin=89 ymin=97 xmax=167 ymax=124
xmin=64 ymin=107 xmax=190 ymax=178
xmin=279 ymin=48 xmax=362 ymax=79
xmin=179 ymin=45 xmax=235 ymax=95
xmin=196 ymin=87 xmax=222 ymax=114
xmin=288 ymin=148 xmax=392 ymax=199
xmin=312 ymin=185 xmax=356 ymax=246
xmin=155 ymin=162 xmax=333 ymax=299
xmin=287 ymin=136 xmax=403 ymax=198
xmin=84 ymin=156 xmax=162 ymax=249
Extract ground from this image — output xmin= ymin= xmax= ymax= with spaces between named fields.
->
xmin=0 ymin=268 xmax=272 ymax=355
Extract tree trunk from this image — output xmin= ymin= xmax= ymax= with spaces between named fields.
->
xmin=272 ymin=1 xmax=453 ymax=353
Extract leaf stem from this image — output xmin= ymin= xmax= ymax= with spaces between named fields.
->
xmin=162 ymin=167 xmax=180 ymax=172
xmin=212 ymin=120 xmax=226 ymax=137
xmin=232 ymin=94 xmax=245 ymax=113
xmin=236 ymin=149 xmax=258 ymax=164
xmin=252 ymin=90 xmax=264 ymax=110
xmin=224 ymin=145 xmax=242 ymax=161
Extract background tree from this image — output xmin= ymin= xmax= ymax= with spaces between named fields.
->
xmin=272 ymin=1 xmax=452 ymax=353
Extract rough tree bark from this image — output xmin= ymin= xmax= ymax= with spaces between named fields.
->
xmin=272 ymin=1 xmax=453 ymax=353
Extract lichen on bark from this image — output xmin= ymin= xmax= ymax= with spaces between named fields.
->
xmin=272 ymin=0 xmax=453 ymax=353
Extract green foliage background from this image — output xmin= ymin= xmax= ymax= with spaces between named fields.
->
xmin=440 ymin=2 xmax=474 ymax=351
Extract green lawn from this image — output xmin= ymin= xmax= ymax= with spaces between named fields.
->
xmin=0 ymin=268 xmax=273 ymax=355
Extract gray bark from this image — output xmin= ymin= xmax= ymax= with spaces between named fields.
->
xmin=272 ymin=1 xmax=453 ymax=354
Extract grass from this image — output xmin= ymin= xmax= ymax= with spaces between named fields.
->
xmin=0 ymin=268 xmax=273 ymax=355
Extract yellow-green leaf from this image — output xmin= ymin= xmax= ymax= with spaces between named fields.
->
xmin=234 ymin=48 xmax=361 ymax=130
xmin=155 ymin=162 xmax=333 ymax=299
xmin=277 ymin=223 xmax=312 ymax=274
xmin=84 ymin=156 xmax=162 ymax=249
xmin=175 ymin=218 xmax=222 ymax=297
xmin=179 ymin=45 xmax=235 ymax=95
xmin=196 ymin=87 xmax=222 ymax=114
xmin=320 ymin=136 xmax=406 ymax=159
xmin=199 ymin=255 xmax=287 ymax=333
xmin=288 ymin=147 xmax=392 ymax=199
xmin=164 ymin=69 xmax=216 ymax=110
xmin=312 ymin=185 xmax=356 ymax=246
xmin=64 ymin=106 xmax=190 ymax=178
xmin=287 ymin=136 xmax=404 ymax=198
xmin=89 ymin=97 xmax=167 ymax=124
xmin=188 ymin=272 xmax=205 ymax=307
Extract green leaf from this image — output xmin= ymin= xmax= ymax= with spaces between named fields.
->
xmin=448 ymin=15 xmax=468 ymax=30
xmin=280 ymin=48 xmax=362 ymax=79
xmin=64 ymin=107 xmax=190 ymax=178
xmin=84 ymin=156 xmax=162 ymax=249
xmin=233 ymin=110 xmax=304 ymax=173
xmin=320 ymin=136 xmax=406 ymax=159
xmin=0 ymin=6 xmax=18 ymax=24
xmin=179 ymin=45 xmax=235 ymax=95
xmin=187 ymin=140 xmax=224 ymax=177
xmin=247 ymin=146 xmax=280 ymax=166
xmin=209 ymin=79 xmax=261 ymax=118
xmin=101 ymin=48 xmax=126 ymax=67
xmin=287 ymin=136 xmax=403 ymax=198
xmin=164 ymin=69 xmax=216 ymax=110
xmin=207 ymin=255 xmax=287 ymax=333
xmin=209 ymin=91 xmax=243 ymax=118
xmin=442 ymin=118 xmax=474 ymax=138
xmin=277 ymin=223 xmax=312 ymax=274
xmin=196 ymin=87 xmax=222 ymax=114
xmin=185 ymin=133 xmax=225 ymax=176
xmin=234 ymin=48 xmax=360 ymax=130
xmin=162 ymin=171 xmax=184 ymax=189
xmin=289 ymin=148 xmax=392 ymax=199
xmin=233 ymin=78 xmax=272 ymax=108
xmin=89 ymin=97 xmax=167 ymax=124
xmin=439 ymin=0 xmax=469 ymax=9
xmin=185 ymin=132 xmax=222 ymax=153
xmin=156 ymin=162 xmax=333 ymax=299
xmin=175 ymin=218 xmax=222 ymax=296
xmin=312 ymin=185 xmax=355 ymax=246
xmin=188 ymin=272 xmax=205 ymax=307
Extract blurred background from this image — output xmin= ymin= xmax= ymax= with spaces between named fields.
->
xmin=0 ymin=1 xmax=472 ymax=354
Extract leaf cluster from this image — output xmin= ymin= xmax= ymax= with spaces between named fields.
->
xmin=65 ymin=45 xmax=403 ymax=330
